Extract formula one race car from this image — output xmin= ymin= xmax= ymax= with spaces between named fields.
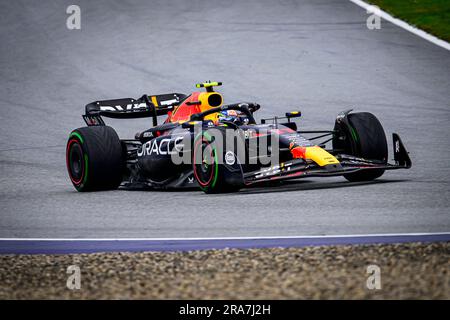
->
xmin=66 ymin=81 xmax=411 ymax=193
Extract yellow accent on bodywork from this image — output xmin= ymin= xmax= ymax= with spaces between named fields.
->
xmin=196 ymin=82 xmax=221 ymax=88
xmin=198 ymin=92 xmax=223 ymax=122
xmin=305 ymin=146 xmax=340 ymax=166
xmin=151 ymin=96 xmax=158 ymax=107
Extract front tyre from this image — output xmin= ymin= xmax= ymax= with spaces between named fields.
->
xmin=333 ymin=112 xmax=388 ymax=182
xmin=192 ymin=129 xmax=244 ymax=194
xmin=66 ymin=126 xmax=124 ymax=191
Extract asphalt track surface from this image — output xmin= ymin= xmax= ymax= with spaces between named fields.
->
xmin=0 ymin=0 xmax=449 ymax=240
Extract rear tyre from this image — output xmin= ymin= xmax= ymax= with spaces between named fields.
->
xmin=333 ymin=112 xmax=388 ymax=182
xmin=66 ymin=126 xmax=124 ymax=191
xmin=192 ymin=129 xmax=244 ymax=194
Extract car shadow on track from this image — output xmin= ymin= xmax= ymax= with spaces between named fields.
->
xmin=116 ymin=179 xmax=410 ymax=195
xmin=234 ymin=178 xmax=410 ymax=196
xmin=114 ymin=179 xmax=410 ymax=196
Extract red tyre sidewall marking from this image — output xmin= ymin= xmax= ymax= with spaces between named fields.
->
xmin=66 ymin=138 xmax=84 ymax=185
xmin=193 ymin=137 xmax=215 ymax=187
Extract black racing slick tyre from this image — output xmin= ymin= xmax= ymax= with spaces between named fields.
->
xmin=192 ymin=129 xmax=244 ymax=194
xmin=66 ymin=126 xmax=124 ymax=191
xmin=333 ymin=112 xmax=388 ymax=182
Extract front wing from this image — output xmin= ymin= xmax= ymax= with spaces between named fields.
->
xmin=243 ymin=133 xmax=411 ymax=185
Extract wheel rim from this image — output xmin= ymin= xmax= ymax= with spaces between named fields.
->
xmin=193 ymin=138 xmax=215 ymax=187
xmin=67 ymin=139 xmax=85 ymax=185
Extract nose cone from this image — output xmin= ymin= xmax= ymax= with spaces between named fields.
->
xmin=324 ymin=163 xmax=343 ymax=172
xmin=304 ymin=146 xmax=340 ymax=167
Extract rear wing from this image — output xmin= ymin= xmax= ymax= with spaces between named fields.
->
xmin=83 ymin=93 xmax=187 ymax=126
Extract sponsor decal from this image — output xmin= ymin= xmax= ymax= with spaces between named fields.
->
xmin=100 ymin=102 xmax=147 ymax=112
xmin=285 ymin=134 xmax=314 ymax=147
xmin=138 ymin=136 xmax=184 ymax=157
xmin=160 ymin=98 xmax=179 ymax=106
xmin=254 ymin=162 xmax=292 ymax=179
xmin=225 ymin=151 xmax=236 ymax=165
xmin=243 ymin=129 xmax=255 ymax=139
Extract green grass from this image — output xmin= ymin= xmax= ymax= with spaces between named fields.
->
xmin=368 ymin=0 xmax=450 ymax=42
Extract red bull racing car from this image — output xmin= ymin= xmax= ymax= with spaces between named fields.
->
xmin=66 ymin=82 xmax=411 ymax=194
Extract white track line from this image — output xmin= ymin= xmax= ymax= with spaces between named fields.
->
xmin=0 ymin=232 xmax=449 ymax=241
xmin=349 ymin=0 xmax=450 ymax=51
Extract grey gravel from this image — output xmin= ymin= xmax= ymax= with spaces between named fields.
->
xmin=0 ymin=242 xmax=448 ymax=299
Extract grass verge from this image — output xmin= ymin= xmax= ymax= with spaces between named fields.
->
xmin=368 ymin=0 xmax=450 ymax=42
